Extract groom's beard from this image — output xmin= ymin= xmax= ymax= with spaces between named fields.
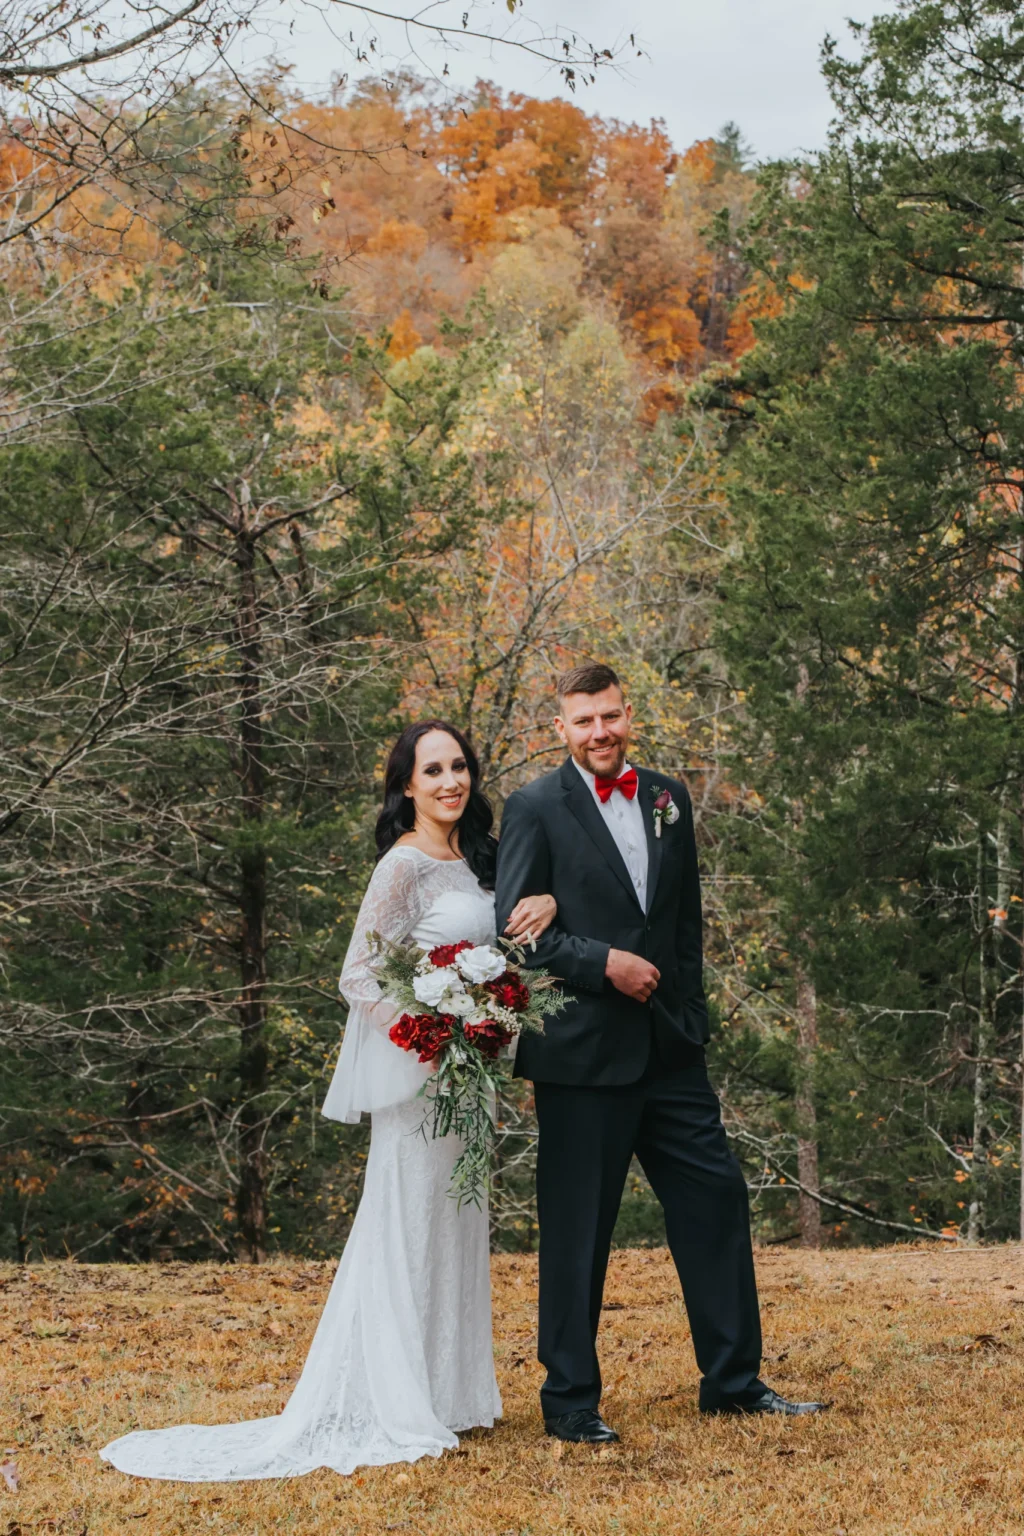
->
xmin=572 ymin=740 xmax=628 ymax=779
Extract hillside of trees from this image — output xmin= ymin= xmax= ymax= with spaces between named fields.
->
xmin=3 ymin=0 xmax=1023 ymax=1262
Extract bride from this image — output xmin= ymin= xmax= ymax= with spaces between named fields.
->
xmin=101 ymin=719 xmax=556 ymax=1481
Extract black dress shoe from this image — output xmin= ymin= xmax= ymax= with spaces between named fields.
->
xmin=544 ymin=1409 xmax=620 ymax=1444
xmin=702 ymin=1387 xmax=829 ymax=1417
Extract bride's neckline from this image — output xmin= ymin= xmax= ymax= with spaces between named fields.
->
xmin=393 ymin=841 xmax=466 ymax=866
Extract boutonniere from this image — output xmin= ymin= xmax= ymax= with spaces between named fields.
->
xmin=650 ymin=785 xmax=680 ymax=838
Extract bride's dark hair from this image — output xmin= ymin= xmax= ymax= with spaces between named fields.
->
xmin=375 ymin=720 xmax=498 ymax=890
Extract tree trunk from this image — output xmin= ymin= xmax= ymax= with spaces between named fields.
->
xmin=1017 ymin=787 xmax=1024 ymax=1247
xmin=968 ymin=832 xmax=993 ymax=1245
xmin=794 ymin=968 xmax=822 ymax=1249
xmin=235 ymin=524 xmax=269 ymax=1263
xmin=1020 ymin=890 xmax=1024 ymax=1245
xmin=993 ymin=801 xmax=1012 ymax=1235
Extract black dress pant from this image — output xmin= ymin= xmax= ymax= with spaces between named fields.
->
xmin=533 ymin=1050 xmax=764 ymax=1416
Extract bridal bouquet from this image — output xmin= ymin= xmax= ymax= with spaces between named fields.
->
xmin=367 ymin=933 xmax=564 ymax=1207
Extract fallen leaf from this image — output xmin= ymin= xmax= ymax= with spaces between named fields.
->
xmin=32 ymin=1319 xmax=70 ymax=1338
xmin=1 ymin=1460 xmax=18 ymax=1492
xmin=963 ymin=1333 xmax=1008 ymax=1353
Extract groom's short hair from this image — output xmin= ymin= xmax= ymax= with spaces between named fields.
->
xmin=556 ymin=662 xmax=622 ymax=701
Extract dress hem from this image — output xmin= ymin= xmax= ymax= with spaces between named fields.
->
xmin=98 ymin=1411 xmax=501 ymax=1482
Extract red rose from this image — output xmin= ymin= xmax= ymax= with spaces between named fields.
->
xmin=464 ymin=1018 xmax=514 ymax=1060
xmin=654 ymin=788 xmax=672 ymax=811
xmin=389 ymin=1012 xmax=454 ymax=1063
xmin=484 ymin=971 xmax=531 ymax=1013
xmin=426 ymin=939 xmax=473 ymax=968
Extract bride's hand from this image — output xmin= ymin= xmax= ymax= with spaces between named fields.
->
xmin=504 ymin=893 xmax=557 ymax=946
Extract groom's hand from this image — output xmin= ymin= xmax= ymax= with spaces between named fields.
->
xmin=605 ymin=949 xmax=660 ymax=1002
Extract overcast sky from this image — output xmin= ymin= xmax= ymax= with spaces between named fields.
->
xmin=241 ymin=0 xmax=892 ymax=162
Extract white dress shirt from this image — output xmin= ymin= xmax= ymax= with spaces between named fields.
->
xmin=573 ymin=757 xmax=648 ymax=909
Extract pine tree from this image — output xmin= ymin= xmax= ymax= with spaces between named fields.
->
xmin=713 ymin=0 xmax=1024 ymax=1244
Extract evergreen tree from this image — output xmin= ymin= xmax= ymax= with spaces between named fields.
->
xmin=713 ymin=0 xmax=1024 ymax=1243
xmin=0 ymin=256 xmax=497 ymax=1260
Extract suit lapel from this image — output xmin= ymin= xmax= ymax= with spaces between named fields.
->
xmin=559 ymin=758 xmax=641 ymax=910
xmin=637 ymin=768 xmax=665 ymax=915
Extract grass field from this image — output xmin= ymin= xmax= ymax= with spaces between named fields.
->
xmin=4 ymin=1244 xmax=1024 ymax=1535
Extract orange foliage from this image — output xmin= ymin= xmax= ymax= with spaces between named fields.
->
xmin=3 ymin=79 xmax=757 ymax=397
xmin=387 ymin=308 xmax=422 ymax=360
xmin=267 ymin=82 xmax=753 ymax=387
xmin=727 ymin=279 xmax=785 ymax=359
xmin=437 ymin=87 xmax=596 ymax=255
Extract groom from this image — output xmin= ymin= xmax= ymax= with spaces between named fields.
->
xmin=495 ymin=663 xmax=826 ymax=1443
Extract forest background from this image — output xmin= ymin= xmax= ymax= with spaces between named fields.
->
xmin=3 ymin=0 xmax=1023 ymax=1266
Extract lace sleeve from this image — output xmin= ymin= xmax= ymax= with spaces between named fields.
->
xmin=323 ymin=849 xmax=428 ymax=1124
xmin=339 ymin=850 xmax=422 ymax=1011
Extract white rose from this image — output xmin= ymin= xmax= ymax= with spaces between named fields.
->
xmin=456 ymin=945 xmax=506 ymax=984
xmin=664 ymin=801 xmax=680 ymax=825
xmin=446 ymin=991 xmax=477 ymax=1018
xmin=412 ymin=967 xmax=461 ymax=1008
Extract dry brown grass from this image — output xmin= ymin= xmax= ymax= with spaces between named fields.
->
xmin=3 ymin=1245 xmax=1024 ymax=1535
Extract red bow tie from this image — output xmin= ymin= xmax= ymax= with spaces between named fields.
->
xmin=594 ymin=767 xmax=638 ymax=803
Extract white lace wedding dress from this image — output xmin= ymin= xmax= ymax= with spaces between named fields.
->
xmin=100 ymin=846 xmax=502 ymax=1481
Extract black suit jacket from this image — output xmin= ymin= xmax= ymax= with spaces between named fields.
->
xmin=494 ymin=758 xmax=710 ymax=1086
